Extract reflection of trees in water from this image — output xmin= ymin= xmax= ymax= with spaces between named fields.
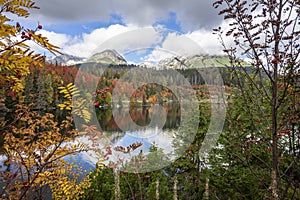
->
xmin=96 ymin=103 xmax=181 ymax=132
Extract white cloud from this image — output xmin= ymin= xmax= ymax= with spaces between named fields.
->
xmin=185 ymin=30 xmax=223 ymax=55
xmin=63 ymin=24 xmax=142 ymax=57
xmin=143 ymin=26 xmax=231 ymax=63
xmin=28 ymin=21 xmax=235 ymax=61
xmin=143 ymin=32 xmax=206 ymax=63
xmin=185 ymin=20 xmax=236 ymax=56
xmin=32 ymin=25 xmax=163 ymax=58
xmin=24 ymin=30 xmax=73 ymax=57
xmin=37 ymin=30 xmax=72 ymax=48
xmin=91 ymin=27 xmax=163 ymax=57
xmin=142 ymin=47 xmax=176 ymax=63
xmin=31 ymin=0 xmax=222 ymax=31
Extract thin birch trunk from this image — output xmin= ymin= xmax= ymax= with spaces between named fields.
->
xmin=173 ymin=176 xmax=178 ymax=200
xmin=156 ymin=177 xmax=159 ymax=200
xmin=114 ymin=168 xmax=120 ymax=200
xmin=205 ymin=177 xmax=209 ymax=200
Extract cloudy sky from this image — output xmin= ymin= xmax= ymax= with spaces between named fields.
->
xmin=21 ymin=0 xmax=231 ymax=62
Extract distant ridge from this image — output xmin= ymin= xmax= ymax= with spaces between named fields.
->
xmin=47 ymin=54 xmax=85 ymax=66
xmin=87 ymin=49 xmax=127 ymax=65
xmin=149 ymin=55 xmax=251 ymax=69
xmin=47 ymin=50 xmax=250 ymax=69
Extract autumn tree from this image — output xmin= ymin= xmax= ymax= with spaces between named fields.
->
xmin=213 ymin=0 xmax=299 ymax=199
xmin=0 ymin=1 xmax=93 ymax=199
xmin=0 ymin=1 xmax=59 ymax=98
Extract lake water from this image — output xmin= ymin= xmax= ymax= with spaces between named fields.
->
xmin=75 ymin=102 xmax=192 ymax=172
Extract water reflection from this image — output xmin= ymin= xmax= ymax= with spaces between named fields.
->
xmin=96 ymin=103 xmax=181 ymax=165
xmin=75 ymin=102 xmax=201 ymax=172
xmin=96 ymin=103 xmax=181 ymax=132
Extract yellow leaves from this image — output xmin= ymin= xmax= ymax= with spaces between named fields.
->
xmin=51 ymin=176 xmax=91 ymax=200
xmin=58 ymin=83 xmax=79 ymax=98
xmin=7 ymin=75 xmax=25 ymax=93
xmin=13 ymin=0 xmax=39 ymax=9
xmin=0 ymin=45 xmax=44 ymax=94
xmin=58 ymin=83 xmax=91 ymax=122
xmin=1 ymin=104 xmax=90 ymax=199
xmin=15 ymin=22 xmax=21 ymax=32
xmin=58 ymin=101 xmax=72 ymax=110
xmin=10 ymin=5 xmax=29 ymax=17
xmin=35 ymin=171 xmax=54 ymax=185
xmin=72 ymin=98 xmax=91 ymax=123
xmin=0 ymin=1 xmax=93 ymax=198
xmin=0 ymin=0 xmax=59 ymax=95
xmin=50 ymin=164 xmax=92 ymax=200
xmin=58 ymin=83 xmax=79 ymax=110
xmin=1 ymin=0 xmax=39 ymax=18
xmin=30 ymin=32 xmax=60 ymax=54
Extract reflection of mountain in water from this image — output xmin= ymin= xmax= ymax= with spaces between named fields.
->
xmin=75 ymin=103 xmax=181 ymax=167
xmin=97 ymin=103 xmax=181 ymax=132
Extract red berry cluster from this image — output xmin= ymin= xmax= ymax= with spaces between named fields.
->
xmin=93 ymin=87 xmax=111 ymax=107
xmin=21 ymin=31 xmax=32 ymax=40
xmin=94 ymin=101 xmax=100 ymax=107
xmin=96 ymin=89 xmax=108 ymax=99
xmin=20 ymin=24 xmax=42 ymax=40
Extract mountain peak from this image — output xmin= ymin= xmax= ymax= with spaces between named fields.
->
xmin=47 ymin=53 xmax=85 ymax=66
xmin=87 ymin=49 xmax=127 ymax=65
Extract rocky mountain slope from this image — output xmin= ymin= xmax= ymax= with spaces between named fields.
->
xmin=47 ymin=54 xmax=85 ymax=66
xmin=48 ymin=49 xmax=249 ymax=69
xmin=87 ymin=49 xmax=127 ymax=65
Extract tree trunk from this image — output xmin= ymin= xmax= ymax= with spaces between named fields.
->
xmin=271 ymin=80 xmax=279 ymax=200
xmin=205 ymin=177 xmax=209 ymax=200
xmin=114 ymin=168 xmax=120 ymax=200
xmin=173 ymin=176 xmax=178 ymax=200
xmin=156 ymin=177 xmax=159 ymax=200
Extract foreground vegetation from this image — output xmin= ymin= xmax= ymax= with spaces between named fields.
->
xmin=0 ymin=0 xmax=299 ymax=199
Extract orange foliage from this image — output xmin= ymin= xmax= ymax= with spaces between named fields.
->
xmin=148 ymin=94 xmax=158 ymax=104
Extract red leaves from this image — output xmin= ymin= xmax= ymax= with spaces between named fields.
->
xmin=129 ymin=142 xmax=143 ymax=150
xmin=114 ymin=146 xmax=130 ymax=153
xmin=219 ymin=8 xmax=233 ymax=15
xmin=279 ymin=130 xmax=291 ymax=136
xmin=226 ymin=29 xmax=234 ymax=36
xmin=267 ymin=147 xmax=272 ymax=154
xmin=213 ymin=0 xmax=224 ymax=9
xmin=257 ymin=141 xmax=261 ymax=145
xmin=114 ymin=142 xmax=143 ymax=153
xmin=22 ymin=181 xmax=29 ymax=186
xmin=16 ymin=73 xmax=22 ymax=79
xmin=21 ymin=181 xmax=29 ymax=190
xmin=105 ymin=146 xmax=112 ymax=154
xmin=271 ymin=58 xmax=279 ymax=64
xmin=104 ymin=146 xmax=112 ymax=159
